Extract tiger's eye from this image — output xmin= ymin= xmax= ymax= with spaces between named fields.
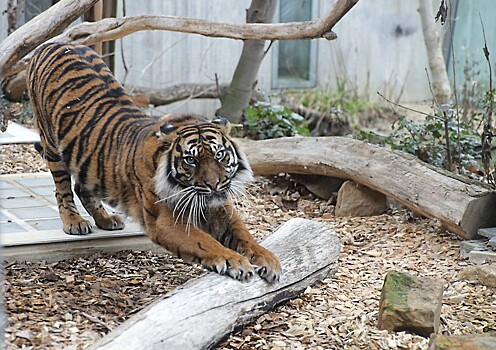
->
xmin=215 ymin=150 xmax=226 ymax=161
xmin=183 ymin=156 xmax=197 ymax=166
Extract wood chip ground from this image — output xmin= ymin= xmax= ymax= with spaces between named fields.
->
xmin=2 ymin=144 xmax=495 ymax=350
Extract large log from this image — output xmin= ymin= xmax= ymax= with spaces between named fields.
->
xmin=90 ymin=218 xmax=340 ymax=350
xmin=239 ymin=137 xmax=496 ymax=239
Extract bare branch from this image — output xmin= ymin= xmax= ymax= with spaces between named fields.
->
xmin=0 ymin=0 xmax=100 ymax=78
xmin=0 ymin=0 xmax=359 ymax=78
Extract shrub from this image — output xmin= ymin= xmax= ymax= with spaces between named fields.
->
xmin=243 ymin=102 xmax=310 ymax=140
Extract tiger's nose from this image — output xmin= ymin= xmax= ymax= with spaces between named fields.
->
xmin=204 ymin=179 xmax=220 ymax=191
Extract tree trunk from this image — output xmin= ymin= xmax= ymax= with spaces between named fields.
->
xmin=238 ymin=137 xmax=496 ymax=239
xmin=418 ymin=0 xmax=452 ymax=105
xmin=215 ymin=0 xmax=277 ymax=123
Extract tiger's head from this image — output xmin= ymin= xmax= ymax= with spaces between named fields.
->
xmin=154 ymin=115 xmax=253 ymax=225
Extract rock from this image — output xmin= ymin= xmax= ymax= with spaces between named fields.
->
xmin=468 ymin=250 xmax=496 ymax=264
xmin=428 ymin=334 xmax=496 ymax=350
xmin=335 ymin=180 xmax=387 ymax=217
xmin=377 ymin=270 xmax=444 ymax=337
xmin=460 ymin=240 xmax=487 ymax=259
xmin=478 ymin=227 xmax=496 ymax=239
xmin=458 ymin=263 xmax=496 ymax=288
xmin=292 ymin=174 xmax=345 ymax=200
xmin=489 ymin=236 xmax=496 ymax=250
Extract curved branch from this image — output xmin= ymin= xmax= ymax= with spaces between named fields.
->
xmin=0 ymin=0 xmax=100 ymax=78
xmin=0 ymin=0 xmax=359 ymax=78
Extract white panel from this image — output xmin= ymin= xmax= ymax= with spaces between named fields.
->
xmin=0 ymin=0 xmax=9 ymax=41
xmin=113 ymin=0 xmax=442 ymax=108
xmin=114 ymin=0 xmax=270 ymax=115
xmin=318 ymin=0 xmax=433 ymax=102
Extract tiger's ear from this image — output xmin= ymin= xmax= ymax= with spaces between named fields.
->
xmin=212 ymin=116 xmax=231 ymax=133
xmin=156 ymin=123 xmax=178 ymax=142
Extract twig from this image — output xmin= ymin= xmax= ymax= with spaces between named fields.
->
xmin=79 ymin=311 xmax=114 ymax=332
xmin=425 ymin=68 xmax=453 ymax=171
xmin=376 ymin=91 xmax=438 ymax=119
xmin=214 ymin=73 xmax=222 ymax=101
xmin=120 ymin=0 xmax=129 ymax=84
xmin=447 ymin=0 xmax=461 ymax=166
xmin=479 ymin=13 xmax=494 ymax=185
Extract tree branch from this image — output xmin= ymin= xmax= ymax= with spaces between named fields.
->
xmin=126 ymin=84 xmax=266 ymax=106
xmin=0 ymin=0 xmax=359 ymax=78
xmin=0 ymin=0 xmax=100 ymax=78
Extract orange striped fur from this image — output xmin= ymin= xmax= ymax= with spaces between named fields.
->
xmin=27 ymin=43 xmax=281 ymax=282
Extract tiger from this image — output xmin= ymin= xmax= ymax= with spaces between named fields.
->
xmin=26 ymin=42 xmax=281 ymax=283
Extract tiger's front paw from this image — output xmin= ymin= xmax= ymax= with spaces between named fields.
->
xmin=63 ymin=217 xmax=93 ymax=235
xmin=248 ymin=248 xmax=282 ymax=283
xmin=202 ymin=253 xmax=255 ymax=282
xmin=95 ymin=214 xmax=125 ymax=231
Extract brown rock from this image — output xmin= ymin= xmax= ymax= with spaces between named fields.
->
xmin=335 ymin=180 xmax=387 ymax=217
xmin=378 ymin=270 xmax=444 ymax=337
xmin=457 ymin=263 xmax=496 ymax=288
xmin=429 ymin=334 xmax=496 ymax=350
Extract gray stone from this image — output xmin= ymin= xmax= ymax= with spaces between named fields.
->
xmin=335 ymin=180 xmax=388 ymax=217
xmin=458 ymin=263 xmax=496 ymax=288
xmin=460 ymin=240 xmax=488 ymax=258
xmin=468 ymin=250 xmax=496 ymax=264
xmin=378 ymin=270 xmax=444 ymax=337
xmin=429 ymin=334 xmax=496 ymax=350
xmin=489 ymin=236 xmax=496 ymax=250
xmin=478 ymin=227 xmax=496 ymax=239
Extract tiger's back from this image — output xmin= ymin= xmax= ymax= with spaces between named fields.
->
xmin=27 ymin=43 xmax=281 ymax=283
xmin=27 ymin=43 xmax=155 ymax=205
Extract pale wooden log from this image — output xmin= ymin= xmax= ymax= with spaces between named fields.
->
xmin=0 ymin=0 xmax=100 ymax=78
xmin=238 ymin=137 xmax=496 ymax=239
xmin=0 ymin=0 xmax=359 ymax=78
xmin=125 ymin=84 xmax=267 ymax=106
xmin=90 ymin=218 xmax=340 ymax=350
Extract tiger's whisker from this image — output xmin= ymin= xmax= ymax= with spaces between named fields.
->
xmin=174 ymin=190 xmax=195 ymax=226
xmin=155 ymin=186 xmax=192 ymax=204
xmin=172 ymin=188 xmax=194 ymax=218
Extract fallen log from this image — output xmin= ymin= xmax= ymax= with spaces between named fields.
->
xmin=239 ymin=137 xmax=496 ymax=239
xmin=90 ymin=218 xmax=340 ymax=350
xmin=125 ymin=84 xmax=267 ymax=106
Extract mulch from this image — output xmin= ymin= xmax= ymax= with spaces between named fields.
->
xmin=2 ymin=143 xmax=495 ymax=350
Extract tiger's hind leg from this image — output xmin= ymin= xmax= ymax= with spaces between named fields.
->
xmin=39 ymin=143 xmax=93 ymax=235
xmin=74 ymin=183 xmax=125 ymax=231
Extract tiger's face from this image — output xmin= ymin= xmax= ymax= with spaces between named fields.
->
xmin=154 ymin=116 xmax=253 ymax=226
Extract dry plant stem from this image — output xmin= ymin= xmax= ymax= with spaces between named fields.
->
xmin=479 ymin=14 xmax=494 ymax=185
xmin=377 ymin=92 xmax=435 ymax=118
xmin=425 ymin=69 xmax=453 ymax=172
xmin=0 ymin=0 xmax=359 ymax=78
